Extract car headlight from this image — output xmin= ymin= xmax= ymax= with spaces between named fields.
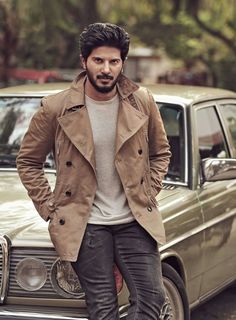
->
xmin=50 ymin=259 xmax=84 ymax=298
xmin=15 ymin=258 xmax=47 ymax=291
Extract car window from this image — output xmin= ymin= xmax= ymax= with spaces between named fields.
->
xmin=0 ymin=97 xmax=41 ymax=167
xmin=196 ymin=106 xmax=228 ymax=159
xmin=159 ymin=104 xmax=185 ymax=182
xmin=218 ymin=104 xmax=236 ymax=151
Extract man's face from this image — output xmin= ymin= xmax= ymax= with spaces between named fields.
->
xmin=81 ymin=46 xmax=123 ymax=94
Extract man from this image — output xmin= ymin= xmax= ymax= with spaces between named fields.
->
xmin=17 ymin=23 xmax=171 ymax=320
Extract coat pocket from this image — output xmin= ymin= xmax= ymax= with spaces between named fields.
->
xmin=144 ymin=171 xmax=158 ymax=208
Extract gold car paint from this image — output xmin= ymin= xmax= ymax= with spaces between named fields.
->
xmin=197 ymin=178 xmax=236 ymax=294
xmin=159 ymin=187 xmax=204 ymax=304
xmin=190 ymin=98 xmax=236 ymax=302
xmin=1 ymin=83 xmax=236 ymax=315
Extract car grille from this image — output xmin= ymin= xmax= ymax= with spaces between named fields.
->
xmin=0 ymin=235 xmax=9 ymax=304
xmin=8 ymin=247 xmax=69 ymax=299
xmin=0 ymin=242 xmax=2 ymax=295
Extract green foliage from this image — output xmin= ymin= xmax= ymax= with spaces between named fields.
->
xmin=110 ymin=0 xmax=236 ymax=90
xmin=1 ymin=0 xmax=236 ymax=89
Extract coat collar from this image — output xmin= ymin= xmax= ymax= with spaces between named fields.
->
xmin=65 ymin=70 xmax=140 ymax=111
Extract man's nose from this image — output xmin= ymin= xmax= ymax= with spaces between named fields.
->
xmin=101 ymin=61 xmax=110 ymax=73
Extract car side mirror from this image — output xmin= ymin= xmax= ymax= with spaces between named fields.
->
xmin=202 ymin=158 xmax=236 ymax=182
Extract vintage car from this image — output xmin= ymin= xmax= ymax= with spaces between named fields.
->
xmin=0 ymin=82 xmax=236 ymax=320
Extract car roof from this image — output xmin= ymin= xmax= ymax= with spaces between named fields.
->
xmin=144 ymin=83 xmax=236 ymax=105
xmin=0 ymin=83 xmax=69 ymax=96
xmin=0 ymin=82 xmax=236 ymax=105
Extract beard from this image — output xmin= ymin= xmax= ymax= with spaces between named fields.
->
xmin=86 ymin=68 xmax=122 ymax=93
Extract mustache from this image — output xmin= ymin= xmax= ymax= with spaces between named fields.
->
xmin=97 ymin=74 xmax=114 ymax=80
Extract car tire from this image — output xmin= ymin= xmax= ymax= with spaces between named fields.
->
xmin=161 ymin=262 xmax=190 ymax=320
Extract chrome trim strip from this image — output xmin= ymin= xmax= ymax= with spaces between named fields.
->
xmin=0 ymin=168 xmax=18 ymax=172
xmin=119 ymin=304 xmax=129 ymax=318
xmin=190 ymin=276 xmax=236 ymax=310
xmin=161 ymin=209 xmax=236 ymax=252
xmin=0 ymin=235 xmax=10 ymax=304
xmin=0 ymin=311 xmax=87 ymax=320
xmin=198 ymin=277 xmax=236 ymax=304
xmin=0 ymin=305 xmax=129 ymax=320
xmin=163 ymin=180 xmax=188 ymax=187
xmin=154 ymin=99 xmax=189 ymax=185
xmin=182 ymin=106 xmax=188 ymax=184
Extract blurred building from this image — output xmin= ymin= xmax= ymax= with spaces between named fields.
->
xmin=124 ymin=47 xmax=173 ymax=83
xmin=124 ymin=47 xmax=212 ymax=86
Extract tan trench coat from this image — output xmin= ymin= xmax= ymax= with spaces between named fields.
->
xmin=17 ymin=71 xmax=171 ymax=262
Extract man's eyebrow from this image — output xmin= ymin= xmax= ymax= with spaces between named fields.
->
xmin=92 ymin=56 xmax=121 ymax=60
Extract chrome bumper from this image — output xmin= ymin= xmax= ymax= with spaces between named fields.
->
xmin=0 ymin=305 xmax=88 ymax=320
xmin=0 ymin=305 xmax=128 ymax=319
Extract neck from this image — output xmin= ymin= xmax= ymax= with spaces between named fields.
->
xmin=85 ymin=80 xmax=117 ymax=101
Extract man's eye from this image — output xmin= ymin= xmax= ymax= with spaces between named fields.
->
xmin=94 ymin=58 xmax=103 ymax=63
xmin=111 ymin=60 xmax=120 ymax=65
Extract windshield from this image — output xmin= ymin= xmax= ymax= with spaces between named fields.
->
xmin=159 ymin=103 xmax=186 ymax=183
xmin=0 ymin=97 xmax=186 ymax=183
xmin=0 ymin=97 xmax=41 ymax=168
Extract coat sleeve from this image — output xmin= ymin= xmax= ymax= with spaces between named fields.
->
xmin=16 ymin=98 xmax=56 ymax=221
xmin=147 ymin=89 xmax=171 ymax=195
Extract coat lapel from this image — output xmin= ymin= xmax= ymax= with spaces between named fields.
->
xmin=56 ymin=71 xmax=146 ymax=170
xmin=57 ymin=107 xmax=96 ymax=173
xmin=116 ymin=99 xmax=148 ymax=154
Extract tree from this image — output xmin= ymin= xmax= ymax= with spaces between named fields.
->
xmin=0 ymin=0 xmax=101 ymax=86
xmin=0 ymin=0 xmax=19 ymax=85
xmin=103 ymin=0 xmax=236 ymax=89
xmin=1 ymin=0 xmax=236 ymax=90
xmin=17 ymin=0 xmax=100 ymax=69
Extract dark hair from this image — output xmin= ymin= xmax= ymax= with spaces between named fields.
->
xmin=79 ymin=23 xmax=130 ymax=61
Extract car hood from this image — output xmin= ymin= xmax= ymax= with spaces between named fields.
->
xmin=0 ymin=172 xmax=182 ymax=246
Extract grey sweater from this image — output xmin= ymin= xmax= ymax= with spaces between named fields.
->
xmin=85 ymin=94 xmax=134 ymax=225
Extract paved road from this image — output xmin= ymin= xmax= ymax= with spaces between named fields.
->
xmin=191 ymin=286 xmax=236 ymax=319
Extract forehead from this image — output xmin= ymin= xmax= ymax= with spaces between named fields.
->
xmin=89 ymin=46 xmax=121 ymax=59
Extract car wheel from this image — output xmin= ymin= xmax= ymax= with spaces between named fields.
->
xmin=161 ymin=263 xmax=190 ymax=320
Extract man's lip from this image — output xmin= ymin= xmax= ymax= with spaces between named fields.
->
xmin=97 ymin=75 xmax=113 ymax=80
xmin=100 ymin=78 xmax=111 ymax=83
xmin=97 ymin=78 xmax=113 ymax=85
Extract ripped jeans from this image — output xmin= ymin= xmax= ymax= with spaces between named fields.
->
xmin=71 ymin=220 xmax=165 ymax=320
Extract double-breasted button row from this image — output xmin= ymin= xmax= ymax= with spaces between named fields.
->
xmin=138 ymin=149 xmax=143 ymax=155
xmin=66 ymin=161 xmax=72 ymax=166
xmin=65 ymin=191 xmax=72 ymax=197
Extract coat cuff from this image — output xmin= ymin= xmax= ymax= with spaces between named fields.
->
xmin=38 ymin=194 xmax=56 ymax=222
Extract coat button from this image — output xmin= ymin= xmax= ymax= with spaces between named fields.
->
xmin=141 ymin=178 xmax=144 ymax=184
xmin=65 ymin=191 xmax=72 ymax=197
xmin=66 ymin=161 xmax=72 ymax=166
xmin=59 ymin=219 xmax=65 ymax=225
xmin=147 ymin=206 xmax=152 ymax=212
xmin=138 ymin=149 xmax=143 ymax=155
xmin=48 ymin=201 xmax=54 ymax=207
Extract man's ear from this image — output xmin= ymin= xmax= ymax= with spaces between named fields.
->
xmin=80 ymin=54 xmax=86 ymax=69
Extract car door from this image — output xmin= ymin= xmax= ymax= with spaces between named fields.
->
xmin=195 ymin=102 xmax=236 ymax=298
xmin=159 ymin=102 xmax=205 ymax=304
